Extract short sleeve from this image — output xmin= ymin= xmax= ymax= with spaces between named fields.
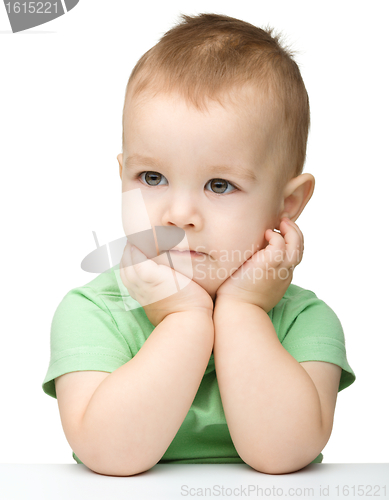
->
xmin=279 ymin=294 xmax=356 ymax=392
xmin=42 ymin=287 xmax=132 ymax=399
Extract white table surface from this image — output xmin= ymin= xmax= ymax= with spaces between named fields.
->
xmin=0 ymin=463 xmax=388 ymax=500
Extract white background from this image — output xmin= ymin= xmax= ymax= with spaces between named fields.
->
xmin=1 ymin=0 xmax=388 ymax=465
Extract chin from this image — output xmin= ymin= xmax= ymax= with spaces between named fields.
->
xmin=192 ymin=277 xmax=218 ymax=300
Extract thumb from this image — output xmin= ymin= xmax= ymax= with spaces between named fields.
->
xmin=129 ymin=244 xmax=148 ymax=267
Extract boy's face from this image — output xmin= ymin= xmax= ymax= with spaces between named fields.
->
xmin=118 ymin=90 xmax=286 ymax=300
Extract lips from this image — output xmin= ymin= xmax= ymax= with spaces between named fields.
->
xmin=171 ymin=247 xmax=206 ymax=254
xmin=171 ymin=250 xmax=204 ymax=255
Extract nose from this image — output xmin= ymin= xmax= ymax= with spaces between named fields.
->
xmin=161 ymin=194 xmax=202 ymax=230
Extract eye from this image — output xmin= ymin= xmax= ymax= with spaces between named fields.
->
xmin=139 ymin=171 xmax=168 ymax=186
xmin=138 ymin=171 xmax=237 ymax=194
xmin=205 ymin=178 xmax=236 ymax=194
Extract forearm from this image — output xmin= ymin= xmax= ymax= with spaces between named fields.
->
xmin=79 ymin=310 xmax=214 ymax=476
xmin=213 ymin=298 xmax=325 ymax=474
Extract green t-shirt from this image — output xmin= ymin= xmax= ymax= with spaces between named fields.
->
xmin=42 ymin=264 xmax=356 ymax=466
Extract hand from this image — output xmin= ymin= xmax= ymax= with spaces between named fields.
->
xmin=120 ymin=243 xmax=214 ymax=326
xmin=215 ymin=218 xmax=304 ymax=312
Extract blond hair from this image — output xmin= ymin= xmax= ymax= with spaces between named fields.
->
xmin=121 ymin=13 xmax=310 ymax=181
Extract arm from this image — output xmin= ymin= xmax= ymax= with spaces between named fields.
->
xmin=213 ymin=298 xmax=329 ymax=474
xmin=77 ymin=310 xmax=214 ymax=476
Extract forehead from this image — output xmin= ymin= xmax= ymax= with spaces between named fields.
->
xmin=123 ymin=86 xmax=282 ymax=177
xmin=124 ymin=82 xmax=279 ymax=129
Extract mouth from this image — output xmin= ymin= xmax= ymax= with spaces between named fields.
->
xmin=170 ymin=249 xmax=206 ymax=257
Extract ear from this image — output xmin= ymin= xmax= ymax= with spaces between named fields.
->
xmin=117 ymin=153 xmax=123 ymax=180
xmin=279 ymin=173 xmax=315 ymax=224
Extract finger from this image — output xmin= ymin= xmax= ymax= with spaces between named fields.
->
xmin=129 ymin=244 xmax=158 ymax=283
xmin=279 ymin=219 xmax=303 ymax=266
xmin=121 ymin=242 xmax=135 ymax=274
xmin=121 ymin=243 xmax=144 ymax=277
xmin=289 ymin=219 xmax=304 ymax=262
xmin=279 ymin=219 xmax=301 ymax=266
xmin=286 ymin=218 xmax=304 ymax=249
xmin=259 ymin=229 xmax=286 ymax=266
xmin=120 ymin=244 xmax=138 ymax=287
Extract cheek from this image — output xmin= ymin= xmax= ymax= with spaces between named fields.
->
xmin=227 ymin=222 xmax=267 ymax=250
xmin=121 ymin=188 xmax=170 ymax=247
xmin=211 ymin=238 xmax=256 ymax=267
xmin=229 ymin=228 xmax=269 ymax=264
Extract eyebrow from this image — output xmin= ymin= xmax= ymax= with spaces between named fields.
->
xmin=125 ymin=154 xmax=257 ymax=182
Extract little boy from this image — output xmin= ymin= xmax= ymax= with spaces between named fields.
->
xmin=42 ymin=13 xmax=355 ymax=476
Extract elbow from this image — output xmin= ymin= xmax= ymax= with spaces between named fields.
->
xmin=241 ymin=433 xmax=329 ymax=475
xmin=74 ymin=443 xmax=160 ymax=477
xmin=87 ymin=461 xmax=156 ymax=477
xmin=82 ymin=451 xmax=159 ymax=477
xmin=246 ymin=453 xmax=319 ymax=475
xmin=73 ymin=426 xmax=162 ymax=477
